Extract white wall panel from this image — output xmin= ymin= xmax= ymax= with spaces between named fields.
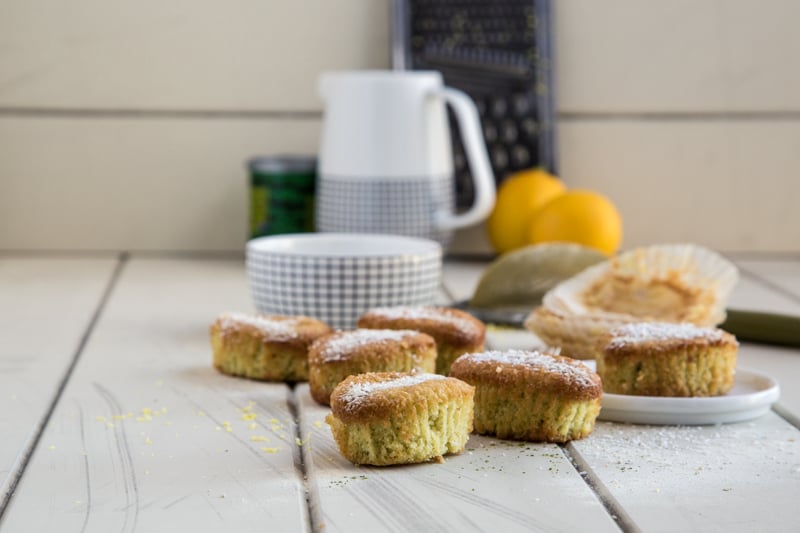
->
xmin=556 ymin=0 xmax=800 ymax=113
xmin=3 ymin=117 xmax=798 ymax=253
xmin=1 ymin=1 xmax=799 ymax=253
xmin=559 ymin=119 xmax=800 ymax=251
xmin=0 ymin=0 xmax=390 ymax=110
xmin=0 ymin=116 xmax=320 ymax=251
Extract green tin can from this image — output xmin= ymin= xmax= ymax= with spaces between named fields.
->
xmin=248 ymin=156 xmax=316 ymax=238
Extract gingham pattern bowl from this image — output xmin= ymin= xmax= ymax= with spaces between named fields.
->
xmin=246 ymin=233 xmax=442 ymax=329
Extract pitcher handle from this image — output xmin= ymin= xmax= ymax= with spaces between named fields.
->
xmin=432 ymin=87 xmax=496 ymax=231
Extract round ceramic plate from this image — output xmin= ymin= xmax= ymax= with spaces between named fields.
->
xmin=583 ymin=361 xmax=781 ymax=425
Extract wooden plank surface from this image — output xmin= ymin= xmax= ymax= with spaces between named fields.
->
xmin=446 ymin=258 xmax=800 ymax=531
xmin=298 ymin=262 xmax=619 ymax=532
xmin=3 ymin=255 xmax=800 ymax=532
xmin=0 ymin=255 xmax=118 ymax=509
xmin=569 ymin=414 xmax=800 ymax=533
xmin=296 ymin=385 xmax=620 ymax=533
xmin=728 ymin=259 xmax=800 ymax=422
xmin=735 ymin=258 xmax=800 ymax=301
xmin=0 ymin=257 xmax=309 ymax=532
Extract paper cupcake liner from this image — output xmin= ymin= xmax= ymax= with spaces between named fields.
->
xmin=524 ymin=306 xmax=640 ymax=360
xmin=543 ymin=244 xmax=738 ymax=327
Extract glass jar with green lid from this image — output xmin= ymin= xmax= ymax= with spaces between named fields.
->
xmin=248 ymin=156 xmax=316 ymax=238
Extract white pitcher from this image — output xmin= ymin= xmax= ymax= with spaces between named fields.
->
xmin=316 ymin=70 xmax=495 ymax=246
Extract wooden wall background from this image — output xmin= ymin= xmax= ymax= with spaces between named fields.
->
xmin=1 ymin=0 xmax=798 ymax=253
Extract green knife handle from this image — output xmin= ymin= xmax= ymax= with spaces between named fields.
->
xmin=722 ymin=308 xmax=800 ymax=348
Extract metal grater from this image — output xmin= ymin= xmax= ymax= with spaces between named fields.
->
xmin=392 ymin=0 xmax=557 ymax=209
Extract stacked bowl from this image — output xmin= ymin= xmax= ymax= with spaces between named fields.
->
xmin=246 ymin=233 xmax=442 ymax=330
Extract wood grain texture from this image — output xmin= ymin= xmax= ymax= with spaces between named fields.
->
xmin=559 ymin=120 xmax=800 ymax=252
xmin=0 ymin=116 xmax=319 ymax=251
xmin=2 ymin=0 xmax=798 ymax=113
xmin=730 ymin=260 xmax=800 ymax=422
xmin=0 ymin=256 xmax=117 ymax=510
xmin=0 ymin=0 xmax=389 ymax=111
xmin=556 ymin=0 xmax=800 ymax=113
xmin=570 ymin=415 xmax=800 ymax=532
xmin=0 ymin=258 xmax=308 ymax=532
xmin=295 ymin=384 xmax=620 ymax=533
xmin=735 ymin=259 xmax=800 ymax=302
xmin=729 ymin=269 xmax=800 ymax=316
xmin=3 ymin=117 xmax=800 ymax=252
xmin=3 ymin=255 xmax=800 ymax=532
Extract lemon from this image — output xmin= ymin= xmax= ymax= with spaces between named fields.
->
xmin=487 ymin=168 xmax=566 ymax=254
xmin=527 ymin=190 xmax=623 ymax=256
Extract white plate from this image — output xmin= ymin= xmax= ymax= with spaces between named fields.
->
xmin=583 ymin=361 xmax=781 ymax=425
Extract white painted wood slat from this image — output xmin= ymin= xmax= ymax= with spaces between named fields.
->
xmin=570 ymin=415 xmax=800 ymax=533
xmin=2 ymin=0 xmax=799 ymax=114
xmin=735 ymin=259 xmax=800 ymax=302
xmin=727 ymin=260 xmax=800 ymax=423
xmin=0 ymin=0 xmax=390 ymax=111
xmin=0 ymin=116 xmax=320 ymax=252
xmin=0 ymin=256 xmax=117 ymax=509
xmin=559 ymin=120 xmax=800 ymax=253
xmin=440 ymin=261 xmax=483 ymax=303
xmin=3 ymin=255 xmax=800 ymax=532
xmin=556 ymin=0 xmax=800 ymax=113
xmin=296 ymin=385 xmax=620 ymax=533
xmin=4 ymin=118 xmax=800 ymax=253
xmin=0 ymin=258 xmax=308 ymax=532
xmin=728 ymin=271 xmax=800 ymax=316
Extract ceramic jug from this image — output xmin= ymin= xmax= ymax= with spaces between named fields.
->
xmin=316 ymin=70 xmax=495 ymax=245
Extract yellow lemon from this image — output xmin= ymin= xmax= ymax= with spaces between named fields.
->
xmin=527 ymin=190 xmax=623 ymax=256
xmin=487 ymin=168 xmax=566 ymax=254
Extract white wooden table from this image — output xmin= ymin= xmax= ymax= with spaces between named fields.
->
xmin=1 ymin=252 xmax=799 ymax=533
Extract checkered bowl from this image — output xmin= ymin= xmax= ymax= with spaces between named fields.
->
xmin=246 ymin=233 xmax=442 ymax=329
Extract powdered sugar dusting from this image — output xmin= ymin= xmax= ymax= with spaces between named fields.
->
xmin=218 ymin=312 xmax=300 ymax=341
xmin=319 ymin=329 xmax=418 ymax=361
xmin=368 ymin=306 xmax=481 ymax=335
xmin=460 ymin=350 xmax=597 ymax=388
xmin=340 ymin=373 xmax=446 ymax=409
xmin=608 ymin=322 xmax=723 ymax=349
xmin=576 ymin=421 xmax=800 ymax=496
